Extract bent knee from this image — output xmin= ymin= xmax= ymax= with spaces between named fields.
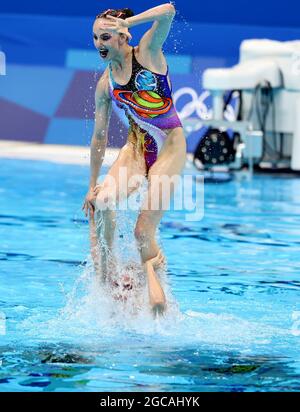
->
xmin=134 ymin=223 xmax=145 ymax=243
xmin=134 ymin=219 xmax=155 ymax=243
xmin=95 ymin=189 xmax=117 ymax=211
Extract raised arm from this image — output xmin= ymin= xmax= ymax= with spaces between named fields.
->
xmin=89 ymin=71 xmax=112 ymax=187
xmin=128 ymin=3 xmax=176 ymax=51
xmin=104 ymin=3 xmax=176 ymax=51
xmin=82 ymin=70 xmax=112 ymax=217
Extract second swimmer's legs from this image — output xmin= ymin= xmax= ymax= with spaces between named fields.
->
xmin=89 ymin=208 xmax=116 ymax=282
xmin=94 ymin=206 xmax=117 ymax=281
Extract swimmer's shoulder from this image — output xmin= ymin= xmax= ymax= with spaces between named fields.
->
xmin=95 ymin=67 xmax=111 ymax=102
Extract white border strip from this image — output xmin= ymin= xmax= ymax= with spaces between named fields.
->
xmin=0 ymin=140 xmax=194 ymax=168
xmin=0 ymin=140 xmax=119 ymax=166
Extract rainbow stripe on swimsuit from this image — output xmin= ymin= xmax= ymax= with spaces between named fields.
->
xmin=108 ymin=46 xmax=183 ymax=171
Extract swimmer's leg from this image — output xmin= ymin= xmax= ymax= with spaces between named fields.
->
xmin=135 ymin=135 xmax=186 ymax=315
xmin=89 ymin=213 xmax=100 ymax=274
xmin=89 ymin=211 xmax=113 ymax=282
xmin=92 ymin=142 xmax=146 ymax=282
xmin=135 ymin=208 xmax=167 ymax=315
xmin=93 ymin=206 xmax=117 ymax=282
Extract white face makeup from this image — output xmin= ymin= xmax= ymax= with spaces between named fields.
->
xmin=94 ymin=33 xmax=112 ymax=58
xmin=93 ymin=17 xmax=131 ymax=59
xmin=93 ymin=19 xmax=116 ymax=59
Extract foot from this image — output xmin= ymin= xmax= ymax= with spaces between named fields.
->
xmin=152 ymin=302 xmax=166 ymax=317
xmin=149 ymin=293 xmax=167 ymax=315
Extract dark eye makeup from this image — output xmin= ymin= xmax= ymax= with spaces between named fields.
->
xmin=93 ymin=33 xmax=112 ymax=41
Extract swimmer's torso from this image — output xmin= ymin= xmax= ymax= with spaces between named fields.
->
xmin=107 ymin=46 xmax=183 ymax=171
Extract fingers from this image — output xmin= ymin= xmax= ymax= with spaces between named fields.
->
xmin=158 ymin=254 xmax=164 ymax=266
xmin=147 ymin=250 xmax=165 ymax=269
xmin=85 ymin=203 xmax=89 ymax=218
xmin=82 ymin=200 xmax=95 ymax=218
xmin=154 ymin=250 xmax=166 ymax=268
xmin=89 ymin=201 xmax=95 ymax=218
xmin=100 ymin=15 xmax=130 ymax=37
xmin=98 ymin=22 xmax=113 ymax=30
xmin=82 ymin=186 xmax=100 ymax=218
xmin=89 ymin=204 xmax=95 ymax=218
xmin=82 ymin=201 xmax=88 ymax=217
xmin=98 ymin=23 xmax=116 ymax=32
xmin=157 ymin=250 xmax=164 ymax=261
xmin=93 ymin=186 xmax=101 ymax=196
xmin=125 ymin=29 xmax=132 ymax=41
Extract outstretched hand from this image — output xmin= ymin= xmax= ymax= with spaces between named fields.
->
xmin=82 ymin=184 xmax=107 ymax=218
xmin=82 ymin=188 xmax=96 ymax=218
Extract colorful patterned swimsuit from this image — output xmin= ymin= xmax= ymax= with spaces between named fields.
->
xmin=108 ymin=46 xmax=182 ymax=172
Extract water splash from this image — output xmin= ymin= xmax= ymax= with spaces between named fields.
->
xmin=16 ymin=191 xmax=291 ymax=356
xmin=17 ymin=246 xmax=289 ymax=358
xmin=168 ymin=3 xmax=195 ymax=56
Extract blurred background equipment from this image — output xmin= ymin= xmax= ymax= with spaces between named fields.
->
xmin=191 ymin=39 xmax=300 ymax=172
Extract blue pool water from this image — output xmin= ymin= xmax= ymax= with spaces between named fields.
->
xmin=0 ymin=158 xmax=300 ymax=392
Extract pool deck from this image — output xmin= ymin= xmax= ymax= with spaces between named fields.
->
xmin=0 ymin=140 xmax=194 ymax=167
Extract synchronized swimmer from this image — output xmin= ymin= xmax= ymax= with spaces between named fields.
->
xmin=82 ymin=4 xmax=186 ymax=314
